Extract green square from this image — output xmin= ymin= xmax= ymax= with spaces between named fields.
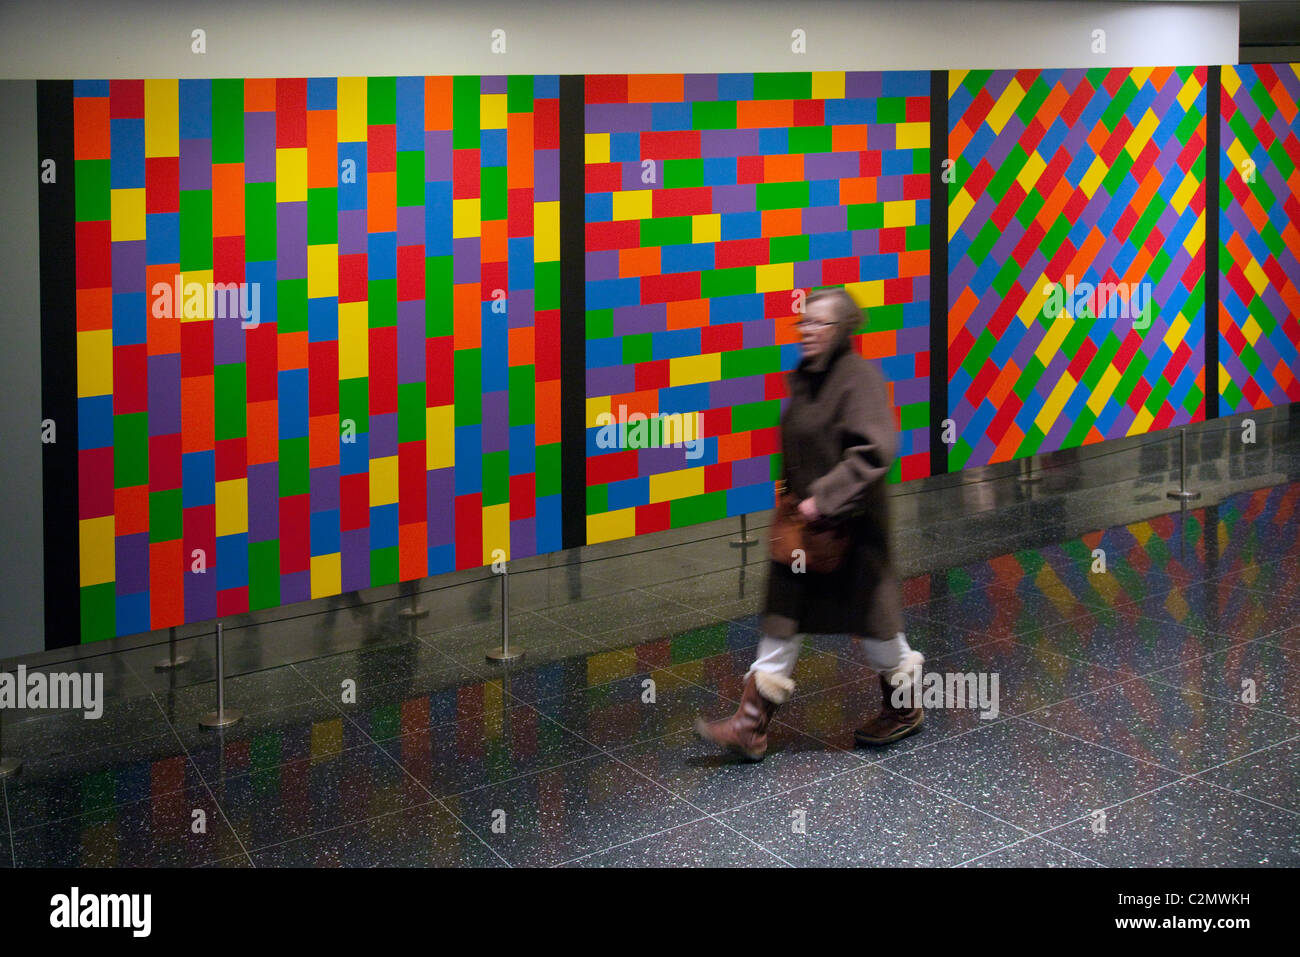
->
xmin=535 ymin=262 xmax=561 ymax=310
xmin=179 ymin=190 xmax=213 ymax=270
xmin=507 ymin=75 xmax=534 ymax=113
xmin=367 ymin=77 xmax=396 ymax=125
xmin=585 ymin=310 xmax=614 ymax=338
xmin=370 ymin=546 xmax=398 ymax=587
xmin=454 ymin=350 xmax=482 ymax=425
xmin=278 ymin=437 xmax=309 ymax=497
xmin=214 ymin=364 xmax=247 ymax=441
xmin=79 ymin=584 xmax=116 ymax=643
xmin=482 ymin=450 xmax=509 ymax=507
xmin=426 ymin=257 xmax=454 ymax=335
xmin=586 ymin=484 xmax=608 ymax=515
xmin=480 ymin=166 xmax=507 ymax=220
xmin=769 ymin=234 xmax=809 ymax=263
xmin=622 ymin=333 xmax=652 ymax=365
xmin=693 ymin=101 xmax=736 ymax=129
xmin=307 ymin=188 xmax=338 ymax=245
xmin=74 ymin=160 xmax=110 ymax=222
xmin=368 ymin=279 xmax=397 ymax=327
xmin=787 ymin=127 xmax=832 ymax=154
xmin=245 ymin=182 xmax=277 ymax=261
xmin=212 ymin=79 xmax=245 ymax=165
xmin=149 ymin=488 xmax=183 ymax=543
xmin=398 ymin=381 xmax=425 ymax=442
xmin=277 ymin=279 xmax=308 ymax=333
xmin=536 ymin=443 xmax=561 ymax=497
xmin=396 ymin=152 xmax=425 ymax=207
xmin=113 ymin=412 xmax=149 ymax=488
xmin=640 ymin=217 xmax=692 ymax=247
xmin=508 ymin=365 xmax=535 ymax=426
xmin=339 ymin=377 xmax=370 ymax=434
xmin=663 ymin=159 xmax=704 ymax=189
xmin=452 ymin=76 xmax=481 ymax=149
xmin=248 ymin=539 xmax=281 ymax=610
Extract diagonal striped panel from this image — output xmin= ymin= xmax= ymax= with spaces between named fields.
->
xmin=1219 ymin=63 xmax=1300 ymax=414
xmin=948 ymin=67 xmax=1207 ymax=471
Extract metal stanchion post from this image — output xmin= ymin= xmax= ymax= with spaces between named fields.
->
xmin=1167 ymin=427 xmax=1201 ymax=501
xmin=0 ymin=697 xmax=21 ymax=778
xmin=730 ymin=512 xmax=758 ymax=547
xmin=199 ymin=622 xmax=243 ymax=729
xmin=485 ymin=562 xmax=524 ymax=662
xmin=154 ymin=625 xmax=191 ymax=671
xmin=1017 ymin=454 xmax=1042 ymax=484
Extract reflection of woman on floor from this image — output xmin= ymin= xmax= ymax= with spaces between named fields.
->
xmin=695 ymin=288 xmax=925 ymax=760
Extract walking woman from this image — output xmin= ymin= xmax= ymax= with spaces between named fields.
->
xmin=694 ymin=287 xmax=924 ymax=760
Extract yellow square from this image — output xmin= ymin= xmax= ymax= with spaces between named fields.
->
xmin=895 ymin=122 xmax=929 ymax=150
xmin=755 ymin=262 xmax=793 ymax=294
xmin=1015 ymin=151 xmax=1047 ymax=194
xmin=811 ymin=71 xmax=845 ymax=100
xmin=77 ymin=329 xmax=114 ymax=398
xmin=534 ymin=201 xmax=560 ymax=261
xmin=338 ymin=302 xmax=369 ymax=378
xmin=214 ymin=479 xmax=248 ymax=537
xmin=845 ymin=279 xmax=884 ymax=309
xmin=110 ymin=189 xmax=146 ymax=242
xmin=369 ymin=456 xmax=398 ymax=506
xmin=585 ymin=133 xmax=610 ymax=164
xmin=337 ymin=77 xmax=368 ymax=142
xmin=611 ymin=190 xmax=653 ymax=222
xmin=669 ymin=353 xmax=721 ymax=387
xmin=949 ymin=187 xmax=975 ymax=241
xmin=276 ymin=148 xmax=308 ymax=203
xmin=144 ymin=80 xmax=179 ymax=158
xmin=587 ymin=508 xmax=636 ymax=544
xmin=307 ymin=244 xmax=339 ymax=298
xmin=480 ymin=93 xmax=508 ymax=129
xmin=310 ymin=553 xmax=342 ymax=599
xmin=426 ymin=406 xmax=455 ymax=469
xmin=453 ymin=198 xmax=481 ymax=238
xmin=692 ymin=213 xmax=721 ymax=243
xmin=79 ymin=516 xmax=115 ymax=587
xmin=648 ymin=467 xmax=704 ymax=503
xmin=482 ymin=504 xmax=510 ymax=565
xmin=586 ymin=396 xmax=612 ymax=429
xmin=882 ymin=200 xmax=914 ymax=228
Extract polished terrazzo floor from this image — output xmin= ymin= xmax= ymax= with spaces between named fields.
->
xmin=3 ymin=424 xmax=1300 ymax=867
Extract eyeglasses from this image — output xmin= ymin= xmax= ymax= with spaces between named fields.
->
xmin=796 ymin=318 xmax=833 ymax=330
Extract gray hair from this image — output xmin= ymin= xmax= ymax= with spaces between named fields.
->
xmin=803 ymin=287 xmax=865 ymax=336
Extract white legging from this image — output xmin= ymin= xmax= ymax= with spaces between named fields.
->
xmin=746 ymin=631 xmax=914 ymax=679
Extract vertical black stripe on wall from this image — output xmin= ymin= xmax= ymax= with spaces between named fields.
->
xmin=929 ymin=70 xmax=950 ymax=475
xmin=1204 ymin=65 xmax=1221 ymax=422
xmin=559 ymin=75 xmax=587 ymax=550
xmin=38 ymin=80 xmax=79 ymax=650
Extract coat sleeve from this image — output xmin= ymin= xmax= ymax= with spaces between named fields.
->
xmin=808 ymin=363 xmax=897 ymax=520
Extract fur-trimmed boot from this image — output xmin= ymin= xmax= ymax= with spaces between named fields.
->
xmin=693 ymin=671 xmax=794 ymax=761
xmin=854 ymin=650 xmax=925 ymax=746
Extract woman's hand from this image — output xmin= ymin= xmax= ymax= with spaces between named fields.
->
xmin=798 ymin=497 xmax=821 ymax=522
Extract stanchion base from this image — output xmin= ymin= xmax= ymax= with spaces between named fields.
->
xmin=198 ymin=709 xmax=244 ymax=729
xmin=485 ymin=647 xmax=525 ymax=662
xmin=729 ymin=537 xmax=758 ymax=547
xmin=1016 ymin=474 xmax=1044 ymax=484
xmin=397 ymin=606 xmax=430 ymax=619
xmin=154 ymin=655 xmax=192 ymax=671
xmin=1166 ymin=490 xmax=1202 ymax=500
xmin=0 ymin=757 xmax=21 ymax=778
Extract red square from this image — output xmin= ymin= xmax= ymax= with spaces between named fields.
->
xmin=215 ymin=438 xmax=247 ymax=481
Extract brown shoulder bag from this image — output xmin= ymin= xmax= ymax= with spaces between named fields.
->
xmin=768 ymin=481 xmax=850 ymax=574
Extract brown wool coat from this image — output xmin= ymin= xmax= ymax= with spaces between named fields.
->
xmin=762 ymin=337 xmax=903 ymax=642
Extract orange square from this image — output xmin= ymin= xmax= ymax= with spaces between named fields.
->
xmin=247 ymin=400 xmax=279 ymax=465
xmin=367 ymin=171 xmax=396 ymax=233
xmin=114 ymin=485 xmax=150 ymax=536
xmin=278 ymin=331 xmax=309 ymax=370
xmin=627 ymin=74 xmax=685 ymax=103
xmin=665 ymin=298 xmax=710 ymax=330
xmin=737 ymin=100 xmax=793 ymax=129
xmin=839 ymin=176 xmax=876 ymax=206
xmin=506 ymin=112 xmax=535 ymax=189
xmin=307 ymin=111 xmax=339 ymax=188
xmin=762 ymin=208 xmax=803 ymax=238
xmin=508 ymin=327 xmax=535 ymax=367
xmin=309 ymin=414 xmax=340 ymax=468
xmin=609 ymin=389 xmax=659 ymax=418
xmin=212 ymin=164 xmax=246 ymax=237
xmin=716 ymin=432 xmax=751 ymax=464
xmin=453 ymin=284 xmax=482 ymax=349
xmin=77 ymin=288 xmax=114 ymax=332
xmin=481 ymin=218 xmax=508 ymax=262
xmin=535 ymin=380 xmax=561 ymax=444
xmin=619 ymin=246 xmax=661 ymax=278
xmin=74 ymin=96 xmax=111 ymax=160
xmin=424 ymin=77 xmax=453 ymax=130
xmin=244 ymin=79 xmax=276 ymax=112
xmin=831 ymin=125 xmax=868 ymax=152
xmin=763 ymin=154 xmax=803 ymax=183
xmin=181 ymin=376 xmax=214 ymax=454
xmin=399 ymin=521 xmax=427 ymax=582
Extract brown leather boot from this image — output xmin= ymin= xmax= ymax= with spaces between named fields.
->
xmin=693 ymin=671 xmax=794 ymax=761
xmin=854 ymin=652 xmax=924 ymax=747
